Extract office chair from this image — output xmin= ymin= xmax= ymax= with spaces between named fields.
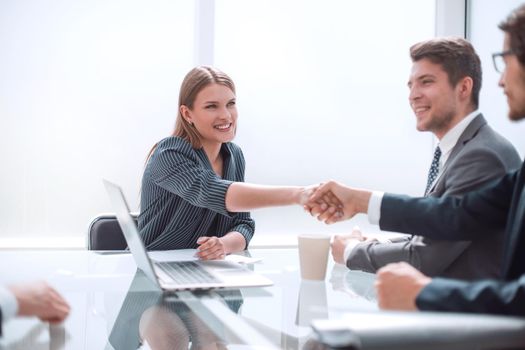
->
xmin=87 ymin=213 xmax=138 ymax=250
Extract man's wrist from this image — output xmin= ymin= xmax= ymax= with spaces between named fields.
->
xmin=367 ymin=191 xmax=384 ymax=225
xmin=413 ymin=277 xmax=433 ymax=309
xmin=343 ymin=238 xmax=363 ymax=263
xmin=356 ymin=190 xmax=373 ymax=213
xmin=418 ymin=277 xmax=433 ymax=292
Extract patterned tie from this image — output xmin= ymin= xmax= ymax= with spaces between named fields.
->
xmin=425 ymin=146 xmax=441 ymax=195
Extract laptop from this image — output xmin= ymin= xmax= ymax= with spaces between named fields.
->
xmin=103 ymin=179 xmax=274 ymax=291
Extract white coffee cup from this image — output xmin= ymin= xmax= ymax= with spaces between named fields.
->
xmin=297 ymin=234 xmax=331 ymax=280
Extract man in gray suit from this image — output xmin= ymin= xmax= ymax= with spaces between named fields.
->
xmin=331 ymin=37 xmax=521 ymax=280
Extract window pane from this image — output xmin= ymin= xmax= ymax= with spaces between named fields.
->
xmin=0 ymin=0 xmax=194 ymax=240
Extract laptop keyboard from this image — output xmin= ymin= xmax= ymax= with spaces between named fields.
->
xmin=157 ymin=261 xmax=221 ymax=284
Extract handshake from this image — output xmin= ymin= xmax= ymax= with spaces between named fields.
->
xmin=300 ymin=180 xmax=372 ymax=224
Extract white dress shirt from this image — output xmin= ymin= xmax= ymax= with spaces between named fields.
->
xmin=343 ymin=110 xmax=481 ymax=263
xmin=0 ymin=286 xmax=18 ymax=322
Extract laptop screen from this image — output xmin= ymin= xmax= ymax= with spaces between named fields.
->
xmin=103 ymin=179 xmax=160 ymax=287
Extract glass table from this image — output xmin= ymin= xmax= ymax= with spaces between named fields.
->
xmin=0 ymin=248 xmax=377 ymax=349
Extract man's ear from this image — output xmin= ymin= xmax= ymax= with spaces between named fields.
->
xmin=180 ymin=105 xmax=193 ymax=124
xmin=458 ymin=76 xmax=474 ymax=102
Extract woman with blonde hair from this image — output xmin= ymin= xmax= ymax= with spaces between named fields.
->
xmin=140 ymin=66 xmax=320 ymax=259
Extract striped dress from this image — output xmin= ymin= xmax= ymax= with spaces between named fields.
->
xmin=139 ymin=136 xmax=255 ymax=250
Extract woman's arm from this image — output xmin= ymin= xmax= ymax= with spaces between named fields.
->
xmin=225 ymin=182 xmax=314 ymax=212
xmin=150 ymin=139 xmax=323 ymax=215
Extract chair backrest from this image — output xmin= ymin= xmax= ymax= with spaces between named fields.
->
xmin=87 ymin=213 xmax=138 ymax=250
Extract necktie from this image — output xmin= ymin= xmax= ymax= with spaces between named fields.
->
xmin=425 ymin=146 xmax=441 ymax=195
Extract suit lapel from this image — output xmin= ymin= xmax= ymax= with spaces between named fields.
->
xmin=429 ymin=114 xmax=487 ymax=194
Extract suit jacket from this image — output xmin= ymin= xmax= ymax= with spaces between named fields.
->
xmin=379 ymin=159 xmax=525 ymax=315
xmin=347 ymin=115 xmax=521 ymax=279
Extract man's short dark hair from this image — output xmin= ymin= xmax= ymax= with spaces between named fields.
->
xmin=499 ymin=4 xmax=525 ymax=66
xmin=410 ymin=37 xmax=482 ymax=109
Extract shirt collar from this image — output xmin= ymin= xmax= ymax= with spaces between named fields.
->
xmin=438 ymin=109 xmax=480 ymax=158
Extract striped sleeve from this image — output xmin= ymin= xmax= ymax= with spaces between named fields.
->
xmin=230 ymin=212 xmax=255 ymax=248
xmin=226 ymin=143 xmax=255 ymax=246
xmin=149 ymin=138 xmax=232 ymax=216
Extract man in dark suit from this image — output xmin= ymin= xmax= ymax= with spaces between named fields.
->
xmin=331 ymin=38 xmax=521 ymax=280
xmin=0 ymin=281 xmax=70 ymax=336
xmin=307 ymin=3 xmax=525 ymax=315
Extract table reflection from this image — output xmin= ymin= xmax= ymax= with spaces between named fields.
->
xmin=328 ymin=264 xmax=376 ymax=302
xmin=0 ymin=323 xmax=68 ymax=350
xmin=107 ymin=271 xmax=243 ymax=350
xmin=296 ymin=280 xmax=328 ymax=327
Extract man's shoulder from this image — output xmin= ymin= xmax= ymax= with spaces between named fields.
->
xmin=475 ymin=121 xmax=511 ymax=144
xmin=457 ymin=118 xmax=518 ymax=159
xmin=437 ymin=120 xmax=521 ymax=194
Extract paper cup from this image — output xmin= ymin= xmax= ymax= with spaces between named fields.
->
xmin=298 ymin=234 xmax=331 ymax=280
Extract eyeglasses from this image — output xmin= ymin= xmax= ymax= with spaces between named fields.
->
xmin=492 ymin=50 xmax=515 ymax=73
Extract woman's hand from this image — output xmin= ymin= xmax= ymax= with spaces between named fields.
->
xmin=196 ymin=236 xmax=226 ymax=260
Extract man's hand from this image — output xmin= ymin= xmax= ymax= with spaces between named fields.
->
xmin=305 ymin=181 xmax=372 ymax=224
xmin=331 ymin=227 xmax=366 ymax=264
xmin=301 ymin=183 xmax=344 ymax=222
xmin=375 ymin=262 xmax=432 ymax=311
xmin=8 ymin=281 xmax=70 ymax=323
xmin=196 ymin=236 xmax=226 ymax=260
xmin=298 ymin=184 xmax=343 ymax=208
